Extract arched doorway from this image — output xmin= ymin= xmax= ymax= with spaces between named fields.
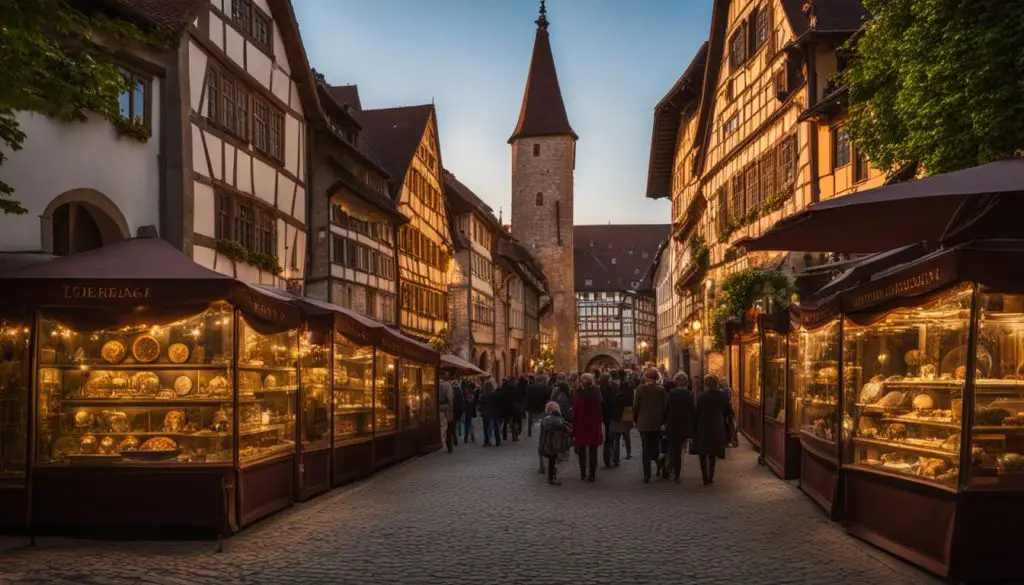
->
xmin=477 ymin=351 xmax=490 ymax=375
xmin=585 ymin=354 xmax=620 ymax=371
xmin=42 ymin=189 xmax=129 ymax=256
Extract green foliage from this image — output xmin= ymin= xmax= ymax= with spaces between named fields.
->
xmin=429 ymin=328 xmax=452 ymax=354
xmin=717 ymin=189 xmax=791 ymax=242
xmin=842 ymin=0 xmax=1024 ymax=174
xmin=0 ymin=0 xmax=166 ymax=214
xmin=688 ymin=233 xmax=709 ymax=266
xmin=113 ymin=116 xmax=151 ymax=142
xmin=216 ymin=239 xmax=283 ymax=276
xmin=710 ymin=268 xmax=794 ymax=351
xmin=534 ymin=345 xmax=554 ymax=373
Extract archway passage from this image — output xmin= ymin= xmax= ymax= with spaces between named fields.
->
xmin=585 ymin=354 xmax=620 ymax=371
xmin=477 ymin=351 xmax=490 ymax=374
xmin=45 ymin=191 xmax=129 ymax=256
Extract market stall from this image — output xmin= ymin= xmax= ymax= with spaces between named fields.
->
xmin=839 ymin=240 xmax=1024 ymax=581
xmin=738 ymin=329 xmax=762 ymax=450
xmin=759 ymin=310 xmax=800 ymax=479
xmin=381 ymin=329 xmax=439 ymax=460
xmin=791 ymin=299 xmax=843 ymax=517
xmin=0 ymin=235 xmax=303 ymax=536
xmin=0 ymin=321 xmax=29 ymax=531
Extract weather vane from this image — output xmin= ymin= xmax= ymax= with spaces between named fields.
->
xmin=536 ymin=0 xmax=549 ymax=30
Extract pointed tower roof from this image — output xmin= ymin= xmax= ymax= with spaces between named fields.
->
xmin=508 ymin=1 xmax=577 ymax=143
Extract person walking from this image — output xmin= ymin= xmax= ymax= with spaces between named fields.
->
xmin=609 ymin=370 xmax=634 ymax=460
xmin=633 ymin=368 xmax=668 ymax=483
xmin=696 ymin=375 xmax=733 ymax=485
xmin=512 ymin=376 xmax=527 ymax=441
xmin=664 ymin=372 xmax=697 ymax=483
xmin=525 ymin=375 xmax=547 ymax=437
xmin=572 ymin=373 xmax=603 ymax=482
xmin=462 ymin=383 xmax=477 ymax=443
xmin=550 ymin=374 xmax=572 ymax=423
xmin=599 ymin=372 xmax=615 ymax=467
xmin=451 ymin=379 xmax=464 ymax=447
xmin=480 ymin=379 xmax=501 ymax=447
xmin=537 ymin=401 xmax=571 ymax=485
xmin=438 ymin=379 xmax=455 ymax=453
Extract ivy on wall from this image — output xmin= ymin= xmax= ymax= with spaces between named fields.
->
xmin=710 ymin=268 xmax=794 ymax=351
xmin=717 ymin=189 xmax=792 ymax=243
xmin=216 ymin=239 xmax=282 ymax=276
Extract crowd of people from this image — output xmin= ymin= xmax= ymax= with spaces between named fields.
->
xmin=438 ymin=366 xmax=737 ymax=487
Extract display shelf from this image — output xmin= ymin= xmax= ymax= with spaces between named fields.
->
xmin=336 ymin=407 xmax=373 ymax=415
xmin=854 ymin=436 xmax=958 ymax=459
xmin=879 ymin=415 xmax=960 ymax=430
xmin=847 ymin=463 xmax=959 ymax=493
xmin=42 ymin=364 xmax=229 ymax=371
xmin=239 ymin=445 xmax=295 ymax=468
xmin=60 ymin=398 xmax=242 ymax=407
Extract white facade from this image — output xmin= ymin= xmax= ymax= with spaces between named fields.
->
xmin=188 ymin=0 xmax=308 ymax=286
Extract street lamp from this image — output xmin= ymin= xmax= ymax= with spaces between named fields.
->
xmin=691 ymin=319 xmax=704 ymax=383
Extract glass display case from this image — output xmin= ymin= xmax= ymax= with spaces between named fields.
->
xmin=36 ymin=304 xmax=236 ymax=466
xmin=741 ymin=339 xmax=762 ymax=407
xmin=764 ymin=330 xmax=787 ymax=423
xmin=787 ymin=329 xmax=799 ymax=434
xmin=399 ymin=362 xmax=422 ymax=429
xmin=333 ymin=332 xmax=373 ymax=443
xmin=794 ymin=320 xmax=841 ymax=458
xmin=843 ymin=286 xmax=971 ymax=488
xmin=374 ymin=351 xmax=397 ymax=432
xmin=299 ymin=333 xmax=330 ymax=450
xmin=237 ymin=318 xmax=297 ymax=466
xmin=420 ymin=365 xmax=437 ymax=424
xmin=969 ymin=289 xmax=1024 ymax=488
xmin=1 ymin=322 xmax=29 ymax=479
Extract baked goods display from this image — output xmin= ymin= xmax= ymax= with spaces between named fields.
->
xmin=794 ymin=322 xmax=842 ymax=450
xmin=236 ymin=318 xmax=297 ymax=466
xmin=334 ymin=335 xmax=375 ymax=441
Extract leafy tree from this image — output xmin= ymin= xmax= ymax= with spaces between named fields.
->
xmin=842 ymin=0 xmax=1024 ymax=175
xmin=0 ymin=0 xmax=150 ymax=214
xmin=710 ymin=268 xmax=793 ymax=351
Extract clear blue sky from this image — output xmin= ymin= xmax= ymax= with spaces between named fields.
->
xmin=294 ymin=0 xmax=712 ymax=225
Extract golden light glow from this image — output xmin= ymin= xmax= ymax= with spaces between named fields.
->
xmin=691 ymin=320 xmax=702 ymax=332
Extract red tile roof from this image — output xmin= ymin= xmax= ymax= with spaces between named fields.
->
xmin=327 ymin=84 xmax=362 ymax=111
xmin=109 ymin=0 xmax=206 ymax=30
xmin=354 ymin=105 xmax=435 ymax=198
xmin=508 ymin=7 xmax=576 ymax=143
xmin=573 ymin=225 xmax=671 ymax=292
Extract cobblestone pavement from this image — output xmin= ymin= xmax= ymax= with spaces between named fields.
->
xmin=0 ymin=426 xmax=944 ymax=585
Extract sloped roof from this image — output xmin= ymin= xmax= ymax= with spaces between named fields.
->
xmin=574 ymin=225 xmax=671 ymax=292
xmin=109 ymin=0 xmax=206 ymax=30
xmin=781 ymin=0 xmax=867 ymax=35
xmin=645 ymin=42 xmax=708 ymax=200
xmin=442 ymin=170 xmax=494 ymax=216
xmin=496 ymin=237 xmax=548 ymax=293
xmin=354 ymin=105 xmax=434 ymax=197
xmin=327 ymin=84 xmax=362 ymax=111
xmin=508 ymin=6 xmax=576 ymax=143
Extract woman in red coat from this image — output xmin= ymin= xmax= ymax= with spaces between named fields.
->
xmin=572 ymin=372 xmax=604 ymax=482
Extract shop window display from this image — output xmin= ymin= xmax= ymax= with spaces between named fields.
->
xmin=969 ymin=289 xmax=1024 ymax=487
xmin=36 ymin=304 xmax=236 ymax=465
xmin=843 ymin=286 xmax=971 ymax=487
xmin=1 ymin=323 xmax=29 ymax=478
xmin=787 ymin=329 xmax=799 ymax=434
xmin=764 ymin=330 xmax=786 ymax=423
xmin=399 ymin=363 xmax=421 ymax=428
xmin=420 ymin=365 xmax=437 ymax=423
xmin=237 ymin=317 xmax=297 ymax=465
xmin=299 ymin=333 xmax=330 ymax=449
xmin=375 ymin=351 xmax=397 ymax=432
xmin=333 ymin=332 xmax=373 ymax=442
xmin=794 ymin=320 xmax=841 ymax=454
xmin=742 ymin=340 xmax=761 ymax=407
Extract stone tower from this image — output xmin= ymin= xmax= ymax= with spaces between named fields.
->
xmin=510 ymin=0 xmax=578 ymax=373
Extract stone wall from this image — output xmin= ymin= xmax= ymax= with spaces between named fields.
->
xmin=510 ymin=134 xmax=577 ymax=372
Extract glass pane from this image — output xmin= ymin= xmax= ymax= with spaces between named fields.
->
xmin=238 ymin=317 xmax=297 ymax=466
xmin=741 ymin=339 xmax=761 ymax=405
xmin=1 ymin=323 xmax=30 ymax=479
xmin=421 ymin=366 xmax=437 ymax=423
xmin=843 ymin=285 xmax=971 ymax=488
xmin=399 ymin=362 xmax=421 ymax=428
xmin=118 ymin=89 xmax=131 ymax=119
xmin=764 ymin=331 xmax=786 ymax=423
xmin=793 ymin=320 xmax=841 ymax=458
xmin=133 ymin=81 xmax=145 ymax=122
xmin=969 ymin=289 xmax=1024 ymax=488
xmin=787 ymin=330 xmax=799 ymax=433
xmin=375 ymin=351 xmax=397 ymax=432
xmin=37 ymin=304 xmax=235 ymax=466
xmin=332 ymin=332 xmax=373 ymax=442
xmin=299 ymin=330 xmax=329 ymax=448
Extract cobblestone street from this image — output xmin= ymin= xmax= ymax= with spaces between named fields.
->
xmin=0 ymin=427 xmax=942 ymax=585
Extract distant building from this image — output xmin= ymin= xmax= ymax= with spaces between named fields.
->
xmin=574 ymin=224 xmax=669 ymax=370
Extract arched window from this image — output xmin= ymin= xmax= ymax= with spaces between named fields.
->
xmin=535 ymin=192 xmax=543 ymax=206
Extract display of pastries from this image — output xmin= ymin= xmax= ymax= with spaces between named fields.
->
xmin=118 ymin=436 xmax=140 ymax=452
xmin=206 ymin=375 xmax=230 ymax=396
xmin=132 ymin=371 xmax=160 ymax=394
xmin=168 ymin=343 xmax=190 ymax=364
xmin=74 ymin=409 xmax=94 ymax=427
xmin=173 ymin=375 xmax=193 ymax=397
xmin=163 ymin=410 xmax=185 ymax=432
xmin=876 ymin=391 xmax=905 ymax=408
xmin=912 ymin=393 xmax=936 ymax=410
xmin=264 ymin=374 xmax=277 ymax=389
xmin=105 ymin=410 xmax=130 ymax=433
xmin=98 ymin=436 xmax=116 ymax=454
xmin=132 ymin=335 xmax=160 ymax=363
xmin=79 ymin=434 xmax=98 ymax=454
xmin=101 ymin=340 xmax=126 ymax=364
xmin=859 ymin=382 xmax=883 ymax=405
xmin=140 ymin=437 xmax=177 ymax=451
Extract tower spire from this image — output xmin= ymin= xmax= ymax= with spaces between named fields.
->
xmin=536 ymin=0 xmax=548 ymax=30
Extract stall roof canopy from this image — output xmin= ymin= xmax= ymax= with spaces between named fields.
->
xmin=0 ymin=235 xmax=300 ymax=333
xmin=440 ymin=354 xmax=489 ymax=377
xmin=747 ymin=159 xmax=1024 ymax=253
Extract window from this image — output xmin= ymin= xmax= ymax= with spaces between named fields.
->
xmin=267 ymin=102 xmax=284 ymax=160
xmin=533 ymin=143 xmax=540 ymax=157
xmin=773 ymin=69 xmax=787 ymax=97
xmin=729 ymin=22 xmax=748 ymax=71
xmin=215 ymin=191 xmax=276 ymax=258
xmin=722 ymin=115 xmax=739 ymax=137
xmin=716 ymin=186 xmax=728 ymax=235
xmin=745 ymin=164 xmax=760 ymax=211
xmin=833 ymin=126 xmax=851 ymax=169
xmin=535 ymin=192 xmax=543 ymax=206
xmin=730 ymin=174 xmax=746 ymax=221
xmin=754 ymin=6 xmax=771 ymax=51
xmin=854 ymin=147 xmax=870 ymax=183
xmin=780 ymin=134 xmax=797 ymax=187
xmin=726 ymin=78 xmax=735 ymax=102
xmin=231 ymin=0 xmax=273 ymax=51
xmin=118 ymin=69 xmax=147 ymax=123
xmin=206 ymin=65 xmax=284 ymax=161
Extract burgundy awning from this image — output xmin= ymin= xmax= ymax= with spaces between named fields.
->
xmin=0 ymin=235 xmax=301 ymax=333
xmin=746 ymin=159 xmax=1024 ymax=253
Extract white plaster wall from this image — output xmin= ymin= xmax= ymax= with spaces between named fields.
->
xmin=0 ymin=103 xmax=162 ymax=251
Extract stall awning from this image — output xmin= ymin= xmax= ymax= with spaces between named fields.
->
xmin=0 ymin=235 xmax=300 ymax=333
xmin=440 ymin=354 xmax=489 ymax=377
xmin=746 ymin=159 xmax=1024 ymax=254
xmin=379 ymin=327 xmax=440 ymax=365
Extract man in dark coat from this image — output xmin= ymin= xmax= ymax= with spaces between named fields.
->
xmin=599 ymin=372 xmax=615 ymax=466
xmin=499 ymin=378 xmax=516 ymax=441
xmin=696 ymin=375 xmax=733 ymax=485
xmin=664 ymin=372 xmax=697 ymax=483
xmin=525 ymin=375 xmax=549 ymax=437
